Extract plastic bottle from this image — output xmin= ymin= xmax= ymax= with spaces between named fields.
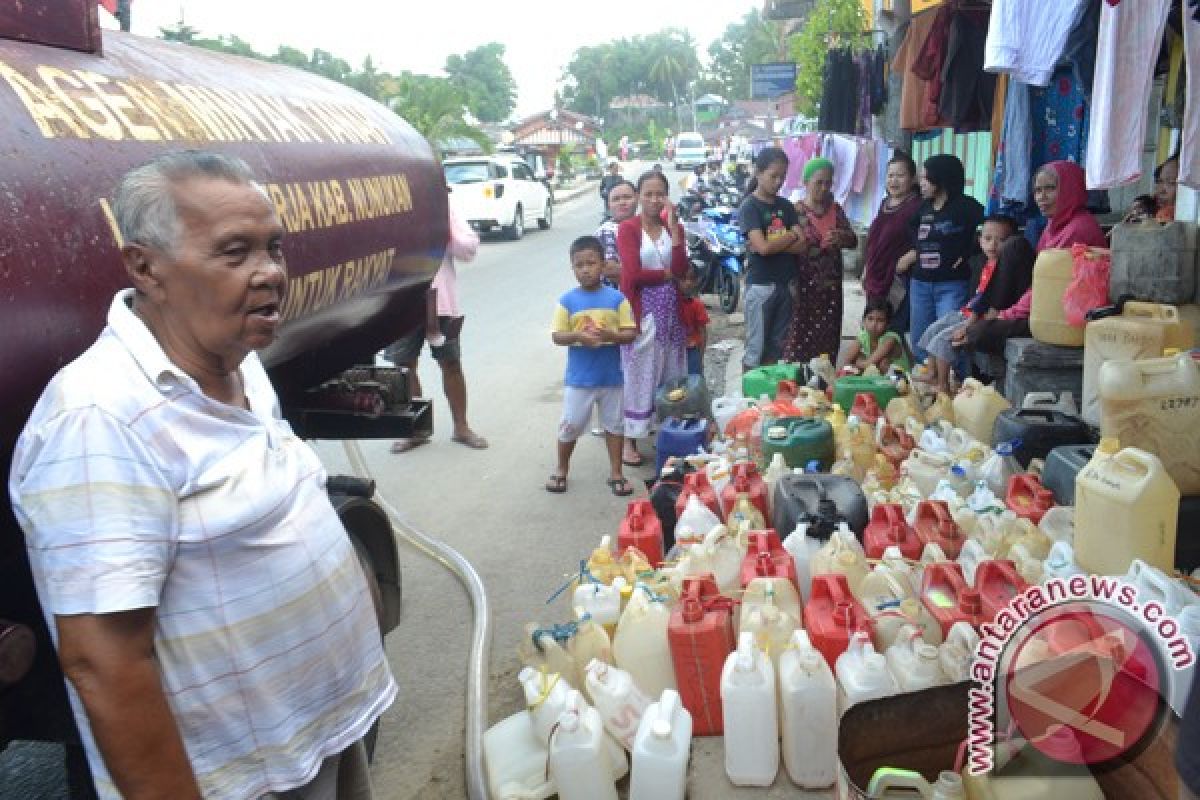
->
xmin=835 ymin=631 xmax=898 ymax=713
xmin=573 ymin=577 xmax=628 ymax=634
xmin=1042 ymin=541 xmax=1084 ymax=580
xmin=778 ymin=630 xmax=837 ymax=789
xmin=548 ymin=689 xmax=625 ymax=800
xmin=629 ymin=689 xmax=691 ymax=800
xmin=721 ymin=632 xmax=779 ymax=786
xmin=978 ymin=441 xmax=1022 ymax=497
xmin=702 ymin=526 xmax=745 ymax=593
xmin=520 ymin=665 xmax=573 ymax=744
xmin=885 ymin=625 xmax=947 ymax=692
xmin=612 ymin=587 xmax=677 ymax=700
xmin=939 ymin=621 xmax=981 ymax=682
xmin=584 ymin=659 xmax=652 ymax=751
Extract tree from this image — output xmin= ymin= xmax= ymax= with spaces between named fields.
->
xmin=707 ymin=9 xmax=795 ymax=102
xmin=444 ymin=43 xmax=517 ymax=123
xmin=789 ymin=0 xmax=866 ymax=115
xmin=386 ymin=73 xmax=491 ymax=157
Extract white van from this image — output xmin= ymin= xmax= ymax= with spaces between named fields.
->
xmin=673 ymin=132 xmax=707 ymax=170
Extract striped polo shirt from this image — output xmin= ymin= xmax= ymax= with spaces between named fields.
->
xmin=9 ymin=290 xmax=396 ymax=799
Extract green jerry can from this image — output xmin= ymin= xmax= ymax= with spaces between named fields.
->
xmin=742 ymin=363 xmax=800 ymax=400
xmin=761 ymin=417 xmax=835 ymax=470
xmin=833 ymin=376 xmax=899 ymax=414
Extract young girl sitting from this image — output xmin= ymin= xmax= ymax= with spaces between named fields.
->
xmin=839 ymin=299 xmax=911 ymax=374
xmin=956 ymin=236 xmax=1038 ymax=367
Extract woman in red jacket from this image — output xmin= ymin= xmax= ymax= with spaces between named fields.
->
xmin=616 ymin=170 xmax=689 ymax=467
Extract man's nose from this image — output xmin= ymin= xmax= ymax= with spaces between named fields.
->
xmin=253 ymin=255 xmax=287 ymax=288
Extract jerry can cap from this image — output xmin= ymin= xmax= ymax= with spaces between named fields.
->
xmin=1097 ymin=436 xmax=1120 ymax=455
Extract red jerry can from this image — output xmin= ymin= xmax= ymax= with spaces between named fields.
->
xmin=775 ymin=379 xmax=800 ymax=404
xmin=618 ymin=499 xmax=664 ymax=567
xmin=667 ymin=573 xmax=735 ymax=736
xmin=976 ymin=560 xmax=1029 ymax=622
xmin=863 ymin=503 xmax=922 ymax=560
xmin=920 ymin=562 xmax=988 ymax=636
xmin=1005 ymin=474 xmax=1055 ymax=524
xmin=720 ymin=462 xmax=769 ymax=523
xmin=878 ymin=424 xmax=916 ymax=467
xmin=850 ymin=392 xmax=883 ymax=425
xmin=913 ymin=500 xmax=966 ymax=559
xmin=803 ymin=574 xmax=872 ymax=667
xmin=739 ymin=529 xmax=797 ymax=590
xmin=674 ymin=471 xmax=722 ymax=519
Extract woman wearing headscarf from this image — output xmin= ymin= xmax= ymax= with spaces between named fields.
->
xmin=897 ymin=154 xmax=985 ymax=364
xmin=1033 ymin=160 xmax=1107 ymax=250
xmin=783 ymin=157 xmax=857 ymax=363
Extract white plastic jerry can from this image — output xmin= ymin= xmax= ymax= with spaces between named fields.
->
xmin=778 ymin=630 xmax=837 ymax=789
xmin=483 ymin=710 xmax=557 ymax=800
xmin=835 ymin=631 xmax=898 ymax=714
xmin=584 ymin=659 xmax=652 ymax=751
xmin=739 ymin=604 xmax=796 ymax=671
xmin=612 ymin=586 xmax=677 ymax=700
xmin=957 ymin=538 xmax=989 ymax=586
xmin=885 ymin=625 xmax=947 ymax=692
xmin=931 ymin=770 xmax=967 ymax=799
xmin=782 ymin=521 xmax=823 ymax=603
xmin=519 ymin=665 xmax=572 ymax=744
xmin=939 ymin=622 xmax=981 ymax=683
xmin=548 ymin=690 xmax=625 ymax=800
xmin=573 ymin=576 xmax=628 ymax=630
xmin=720 ymin=631 xmax=779 ymax=787
xmin=629 ymin=689 xmax=692 ymax=800
xmin=1042 ymin=541 xmax=1084 ymax=580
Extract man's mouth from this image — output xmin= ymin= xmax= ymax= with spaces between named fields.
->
xmin=248 ymin=301 xmax=281 ymax=321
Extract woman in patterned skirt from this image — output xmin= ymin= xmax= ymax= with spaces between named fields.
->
xmin=784 ymin=157 xmax=857 ymax=364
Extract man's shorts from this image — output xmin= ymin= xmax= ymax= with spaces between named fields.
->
xmin=559 ymin=386 xmax=623 ymax=442
xmin=384 ymin=317 xmax=461 ymax=364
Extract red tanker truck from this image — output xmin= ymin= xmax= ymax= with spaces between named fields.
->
xmin=0 ymin=2 xmax=441 ymax=788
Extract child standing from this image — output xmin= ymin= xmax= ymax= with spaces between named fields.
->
xmin=677 ymin=268 xmax=710 ymax=376
xmin=548 ymin=236 xmax=638 ymax=496
xmin=838 ymin=299 xmax=911 ymax=374
xmin=916 ymin=215 xmax=1016 ymax=393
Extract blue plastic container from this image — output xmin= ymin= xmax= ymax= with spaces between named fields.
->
xmin=655 ymin=416 xmax=709 ymax=475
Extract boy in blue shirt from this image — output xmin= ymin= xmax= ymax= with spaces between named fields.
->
xmin=548 ymin=236 xmax=637 ymax=496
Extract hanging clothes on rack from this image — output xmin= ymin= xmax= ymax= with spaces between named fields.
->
xmin=892 ymin=10 xmax=947 ymax=132
xmin=984 ymin=0 xmax=1091 ymax=86
xmin=938 ymin=7 xmax=997 ymax=131
xmin=1182 ymin=6 xmax=1200 ymax=188
xmin=818 ymin=47 xmax=860 ymax=134
xmin=1062 ymin=0 xmax=1103 ymax=100
xmin=912 ymin=2 xmax=956 ymax=129
xmin=870 ymin=44 xmax=889 ymax=116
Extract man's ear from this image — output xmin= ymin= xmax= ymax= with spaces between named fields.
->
xmin=122 ymin=244 xmax=164 ymax=299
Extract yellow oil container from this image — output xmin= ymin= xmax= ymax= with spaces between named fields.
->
xmin=952 ymin=379 xmax=1011 ymax=446
xmin=1082 ymin=301 xmax=1193 ymax=425
xmin=923 ymin=391 xmax=956 ymax=426
xmin=1030 ymin=248 xmax=1085 ymax=346
xmin=1074 ymin=446 xmax=1180 ymax=576
xmin=1098 ymin=352 xmax=1200 ymax=494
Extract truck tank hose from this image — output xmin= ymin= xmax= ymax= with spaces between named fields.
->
xmin=343 ymin=441 xmax=492 ymax=800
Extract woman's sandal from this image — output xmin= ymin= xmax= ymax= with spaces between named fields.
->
xmin=606 ymin=477 xmax=634 ymax=497
xmin=545 ymin=474 xmax=567 ymax=494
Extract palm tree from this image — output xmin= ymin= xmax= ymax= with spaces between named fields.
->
xmin=649 ymin=50 xmax=686 ymax=132
xmin=385 ymin=74 xmax=490 ymax=158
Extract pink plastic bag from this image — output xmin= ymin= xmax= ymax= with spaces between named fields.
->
xmin=1063 ymin=244 xmax=1110 ymax=326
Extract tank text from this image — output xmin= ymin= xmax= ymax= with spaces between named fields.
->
xmin=264 ymin=174 xmax=413 ymax=233
xmin=280 ymin=247 xmax=397 ymax=320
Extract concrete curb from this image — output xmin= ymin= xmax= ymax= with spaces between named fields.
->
xmin=553 ymin=179 xmax=599 ymax=206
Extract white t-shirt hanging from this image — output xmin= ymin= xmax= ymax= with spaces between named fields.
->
xmin=983 ymin=0 xmax=1090 ymax=86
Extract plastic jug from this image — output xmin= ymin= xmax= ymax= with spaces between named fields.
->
xmin=760 ymin=416 xmax=835 ymax=470
xmin=674 ymin=470 xmax=722 ymax=522
xmin=713 ymin=396 xmax=755 ymax=438
xmin=1082 ymin=300 xmax=1192 ymax=425
xmin=742 ymin=362 xmax=801 ymax=400
xmin=739 ymin=603 xmax=797 ymax=672
xmin=739 ymin=529 xmax=798 ymax=592
xmin=1109 ymin=219 xmax=1198 ymax=304
xmin=584 ymin=659 xmax=651 ymax=752
xmin=741 ymin=574 xmax=803 ymax=634
xmin=762 ymin=453 xmax=787 ymax=515
xmin=720 ymin=462 xmax=769 ymax=523
xmin=842 ymin=418 xmax=879 ymax=476
xmin=804 ymin=574 xmax=873 ymax=667
xmin=619 ymin=500 xmax=664 ymax=568
xmin=519 ymin=623 xmax=580 ymax=692
xmin=851 ymin=391 xmax=883 ymax=424
xmin=939 ymin=621 xmax=981 ymax=682
xmin=867 ymin=768 xmax=934 ymax=798
xmin=667 ymin=574 xmax=734 ymax=736
xmin=1030 ymin=247 xmax=1085 ymax=346
xmin=655 ymin=416 xmax=709 ymax=475
xmin=655 ymin=374 xmax=712 ymax=423
xmin=886 ymin=392 xmax=927 ymax=429
xmin=585 ymin=535 xmax=620 ymax=584
xmin=483 ymin=709 xmax=558 ymax=800
xmin=1042 ymin=541 xmax=1083 ymax=580
xmin=864 ymin=503 xmax=922 ymax=559
xmin=1125 ymin=558 xmax=1197 ymax=614
xmin=1004 ymin=474 xmax=1055 ymax=524
xmin=673 ymin=492 xmax=720 ymax=549
xmin=923 ymin=390 xmax=957 ymax=426
xmin=520 ymin=666 xmax=573 ymax=744
xmin=782 ymin=522 xmax=823 ymax=603
xmin=548 ymin=689 xmax=626 ymax=800
xmin=921 ymin=540 xmax=953 ymax=571
xmin=921 ymin=563 xmax=987 ymax=636
xmin=1098 ymin=352 xmax=1200 ymax=494
xmin=570 ymin=613 xmax=614 ymax=691
xmin=967 ymin=481 xmax=1006 ymax=516
xmin=613 ymin=586 xmax=676 ymax=700
xmin=992 ymin=409 xmax=1092 ymax=468
xmin=810 ymin=526 xmax=869 ymax=595
xmin=628 ymin=689 xmax=691 ymax=800
xmin=831 ymin=448 xmax=864 ymax=482
xmin=953 ymin=379 xmax=1012 ymax=446
xmin=871 ymin=454 xmax=900 ymax=490
xmin=778 ymin=629 xmax=838 ymax=788
xmin=914 ymin=500 xmax=966 ymax=559
xmin=904 ymin=449 xmax=955 ymax=498
xmin=1042 ymin=444 xmax=1095 ymax=506
xmin=573 ymin=577 xmax=628 ymax=634
xmin=886 ymin=624 xmax=947 ymax=692
xmin=835 ymin=631 xmax=898 ymax=712
xmin=683 ymin=526 xmax=742 ymax=593
xmin=720 ymin=632 xmax=779 ymax=786
xmin=859 ymin=561 xmax=943 ymax=650
xmin=957 ymin=538 xmax=990 ymax=585
xmin=976 ymin=560 xmax=1028 ymax=621
xmin=1075 ymin=446 xmax=1180 ymax=575
xmin=1007 ymin=543 xmax=1045 ymax=585
xmin=833 ymin=375 xmax=900 ymax=413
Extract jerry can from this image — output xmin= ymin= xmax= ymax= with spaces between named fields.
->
xmin=924 ymin=390 xmax=957 ymax=426
xmin=778 ymin=630 xmax=837 ymax=788
xmin=804 ymin=573 xmax=873 ymax=668
xmin=742 ymin=362 xmax=803 ymax=400
xmin=1075 ymin=445 xmax=1180 ymax=575
xmin=1109 ymin=219 xmax=1198 ymax=304
xmin=547 ymin=690 xmax=625 ymax=800
xmin=679 ymin=526 xmax=743 ymax=594
xmin=720 ymin=462 xmax=769 ymax=523
xmin=613 ymin=587 xmax=676 ymax=700
xmin=992 ymin=409 xmax=1092 ymax=467
xmin=741 ymin=574 xmax=803 ymax=631
xmin=739 ymin=529 xmax=798 ymax=592
xmin=629 ymin=689 xmax=691 ymax=800
xmin=863 ymin=503 xmax=922 ymax=560
xmin=886 ymin=392 xmax=927 ymax=429
xmin=655 ymin=416 xmax=709 ymax=475
xmin=483 ymin=708 xmax=557 ymax=800
xmin=953 ymin=379 xmax=1011 ymax=446
xmin=903 ymin=449 xmax=955 ymax=498
xmin=810 ymin=526 xmax=870 ymax=595
xmin=760 ymin=416 xmax=835 ymax=470
xmin=520 ymin=665 xmax=573 ymax=744
xmin=1082 ymin=299 xmax=1193 ymax=424
xmin=713 ymin=396 xmax=755 ymax=438
xmin=850 ymin=391 xmax=883 ymax=424
xmin=654 ymin=373 xmax=712 ymax=423
xmin=721 ymin=632 xmax=779 ymax=787
xmin=1005 ymin=474 xmax=1055 ymax=524
xmin=1041 ymin=444 xmax=1096 ymax=505
xmin=585 ymin=535 xmax=620 ymax=584
xmin=619 ymin=500 xmax=663 ymax=568
xmin=739 ymin=603 xmax=797 ymax=672
xmin=921 ymin=563 xmax=987 ymax=636
xmin=914 ymin=500 xmax=966 ymax=559
xmin=783 ymin=522 xmax=824 ymax=603
xmin=939 ymin=621 xmax=981 ymax=683
xmin=1030 ymin=247 xmax=1085 ymax=346
xmin=975 ymin=560 xmax=1028 ymax=621
xmin=573 ymin=577 xmax=627 ymax=635
xmin=960 ymin=737 xmax=1104 ymax=800
xmin=1098 ymin=351 xmax=1200 ymax=494
xmin=674 ymin=471 xmax=721 ymax=524
xmin=667 ymin=574 xmax=734 ymax=736
xmin=835 ymin=631 xmax=898 ymax=713
xmin=673 ymin=492 xmax=720 ymax=549
xmin=584 ymin=659 xmax=651 ymax=751
xmin=833 ymin=375 xmax=900 ymax=413
xmin=878 ymin=424 xmax=917 ymax=468
xmin=885 ymin=624 xmax=947 ymax=692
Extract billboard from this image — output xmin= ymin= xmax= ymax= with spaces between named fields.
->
xmin=751 ymin=62 xmax=797 ymax=100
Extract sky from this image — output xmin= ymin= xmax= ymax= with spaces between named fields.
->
xmin=106 ymin=0 xmax=764 ymax=118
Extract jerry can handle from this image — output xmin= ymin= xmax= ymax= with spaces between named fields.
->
xmin=1086 ymin=296 xmax=1130 ymax=322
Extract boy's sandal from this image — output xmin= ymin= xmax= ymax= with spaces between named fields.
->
xmin=545 ymin=474 xmax=567 ymax=494
xmin=606 ymin=477 xmax=634 ymax=497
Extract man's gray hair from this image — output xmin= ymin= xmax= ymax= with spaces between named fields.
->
xmin=113 ymin=150 xmax=257 ymax=253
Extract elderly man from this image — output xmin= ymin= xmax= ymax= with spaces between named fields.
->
xmin=9 ymin=151 xmax=395 ymax=799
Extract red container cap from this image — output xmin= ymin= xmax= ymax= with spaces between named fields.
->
xmin=681 ymin=598 xmax=706 ymax=624
xmin=959 ymin=588 xmax=983 ymax=615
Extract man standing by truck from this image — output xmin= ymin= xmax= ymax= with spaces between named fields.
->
xmin=9 ymin=152 xmax=395 ymax=799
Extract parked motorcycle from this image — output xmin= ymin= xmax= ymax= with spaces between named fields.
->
xmin=687 ymin=206 xmax=745 ymax=313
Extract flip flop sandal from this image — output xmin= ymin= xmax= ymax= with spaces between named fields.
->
xmin=621 ymin=454 xmax=646 ymax=468
xmin=545 ymin=474 xmax=567 ymax=494
xmin=452 ymin=432 xmax=489 ymax=450
xmin=390 ymin=436 xmax=430 ymax=454
xmin=606 ymin=477 xmax=633 ymax=497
